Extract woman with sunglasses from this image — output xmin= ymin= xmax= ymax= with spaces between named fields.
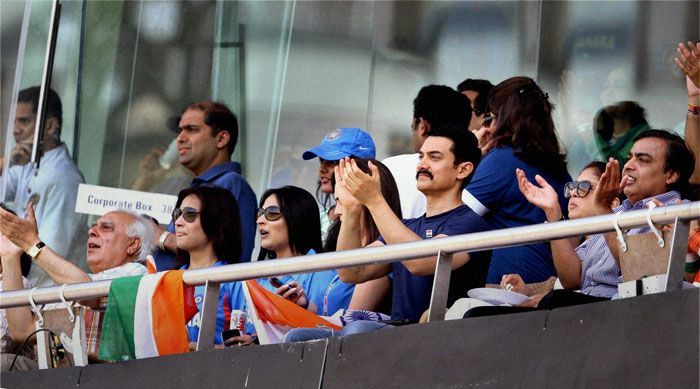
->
xmin=172 ymin=186 xmax=246 ymax=347
xmin=506 ymin=161 xmax=621 ymax=306
xmin=464 ymin=76 xmax=572 ymax=287
xmin=257 ymin=186 xmax=355 ymax=315
xmin=301 ymin=128 xmax=376 ymax=244
xmin=462 ymin=162 xmax=622 ymax=318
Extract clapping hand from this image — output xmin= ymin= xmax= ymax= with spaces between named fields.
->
xmin=675 ymin=41 xmax=700 ymax=92
xmin=592 ymin=158 xmax=622 ymax=215
xmin=338 ymin=158 xmax=382 ymax=207
xmin=516 ymin=168 xmax=562 ymax=221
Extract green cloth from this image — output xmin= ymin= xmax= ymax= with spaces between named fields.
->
xmin=98 ymin=275 xmax=143 ymax=361
xmin=594 ymin=124 xmax=650 ymax=165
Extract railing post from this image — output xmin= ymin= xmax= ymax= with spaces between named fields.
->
xmin=665 ymin=218 xmax=690 ymax=292
xmin=427 ymin=250 xmax=452 ymax=322
xmin=196 ymin=280 xmax=220 ymax=351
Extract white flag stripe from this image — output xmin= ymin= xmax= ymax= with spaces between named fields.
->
xmin=133 ymin=272 xmax=166 ymax=358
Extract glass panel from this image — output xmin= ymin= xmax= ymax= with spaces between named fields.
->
xmin=538 ymin=0 xmax=700 ymax=176
xmin=1 ymin=0 xmax=697 ymax=282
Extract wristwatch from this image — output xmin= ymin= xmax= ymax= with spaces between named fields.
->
xmin=159 ymin=231 xmax=171 ymax=251
xmin=26 ymin=241 xmax=46 ymax=260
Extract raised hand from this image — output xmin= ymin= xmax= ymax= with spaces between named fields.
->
xmin=675 ymin=41 xmax=700 ymax=92
xmin=0 ymin=201 xmax=40 ymax=252
xmin=339 ymin=158 xmax=382 ymax=207
xmin=593 ymin=158 xmax=621 ymax=214
xmin=516 ymin=168 xmax=562 ymax=221
xmin=0 ymin=233 xmax=23 ymax=260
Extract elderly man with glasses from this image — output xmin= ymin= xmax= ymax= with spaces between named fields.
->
xmin=0 ymin=205 xmax=154 ymax=368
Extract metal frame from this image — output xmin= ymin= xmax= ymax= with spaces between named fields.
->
xmin=0 ymin=201 xmax=697 ymax=359
xmin=1 ymin=201 xmax=697 ymax=310
xmin=30 ymin=0 xmax=61 ymax=171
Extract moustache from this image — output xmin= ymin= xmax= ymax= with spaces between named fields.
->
xmin=416 ymin=169 xmax=434 ymax=180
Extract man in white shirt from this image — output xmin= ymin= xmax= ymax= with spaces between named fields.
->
xmin=2 ymin=87 xmax=87 ymax=287
xmin=382 ymin=85 xmax=472 ymax=218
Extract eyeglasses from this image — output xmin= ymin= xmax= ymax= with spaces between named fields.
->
xmin=172 ymin=207 xmax=200 ymax=223
xmin=564 ymin=180 xmax=593 ymax=198
xmin=482 ymin=114 xmax=495 ymax=126
xmin=90 ymin=220 xmax=115 ymax=232
xmin=257 ymin=206 xmax=282 ymax=221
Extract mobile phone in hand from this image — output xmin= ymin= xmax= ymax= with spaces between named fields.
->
xmin=221 ymin=328 xmax=240 ymax=341
xmin=270 ymin=277 xmax=284 ymax=288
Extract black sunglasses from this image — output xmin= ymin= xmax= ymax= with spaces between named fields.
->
xmin=564 ymin=180 xmax=593 ymax=198
xmin=257 ymin=206 xmax=282 ymax=221
xmin=172 ymin=207 xmax=200 ymax=223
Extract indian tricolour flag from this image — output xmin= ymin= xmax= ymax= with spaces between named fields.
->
xmin=99 ymin=270 xmax=197 ymax=361
xmin=242 ymin=280 xmax=341 ymax=345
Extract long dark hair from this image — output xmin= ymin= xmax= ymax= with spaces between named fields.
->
xmin=488 ymin=76 xmax=567 ymax=176
xmin=174 ymin=186 xmax=242 ymax=264
xmin=258 ymin=186 xmax=323 ymax=260
xmin=324 ymin=159 xmax=402 ymax=252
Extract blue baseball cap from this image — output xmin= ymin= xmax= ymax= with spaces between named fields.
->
xmin=302 ymin=127 xmax=376 ymax=160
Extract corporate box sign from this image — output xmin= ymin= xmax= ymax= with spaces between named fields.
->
xmin=75 ymin=184 xmax=177 ymax=224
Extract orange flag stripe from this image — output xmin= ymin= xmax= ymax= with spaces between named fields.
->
xmin=151 ymin=270 xmax=191 ymax=355
xmin=246 ymin=280 xmax=341 ymax=330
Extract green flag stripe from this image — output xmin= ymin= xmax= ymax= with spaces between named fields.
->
xmin=99 ymin=275 xmax=144 ymax=361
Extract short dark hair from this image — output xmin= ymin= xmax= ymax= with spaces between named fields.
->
xmin=633 ymin=129 xmax=695 ymax=197
xmin=413 ymin=85 xmax=471 ymax=131
xmin=17 ymin=86 xmax=63 ymax=135
xmin=258 ymin=186 xmax=323 ymax=260
xmin=426 ymin=123 xmax=482 ymax=189
xmin=184 ymin=101 xmax=239 ymax=156
xmin=456 ymin=79 xmax=494 ymax=116
xmin=174 ymin=186 xmax=242 ymax=264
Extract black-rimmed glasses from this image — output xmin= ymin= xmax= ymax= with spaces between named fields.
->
xmin=564 ymin=180 xmax=593 ymax=198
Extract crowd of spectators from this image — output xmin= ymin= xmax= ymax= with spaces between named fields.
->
xmin=0 ymin=41 xmax=699 ymax=369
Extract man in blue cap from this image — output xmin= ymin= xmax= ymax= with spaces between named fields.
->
xmin=302 ymin=127 xmax=376 ymax=244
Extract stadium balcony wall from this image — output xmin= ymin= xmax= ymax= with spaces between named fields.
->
xmin=2 ymin=288 xmax=698 ymax=388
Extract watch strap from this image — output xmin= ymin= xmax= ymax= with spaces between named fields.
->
xmin=27 ymin=241 xmax=46 ymax=260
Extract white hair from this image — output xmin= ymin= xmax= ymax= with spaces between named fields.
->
xmin=116 ymin=209 xmax=156 ymax=263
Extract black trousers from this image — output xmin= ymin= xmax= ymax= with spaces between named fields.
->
xmin=463 ymin=290 xmax=610 ymax=319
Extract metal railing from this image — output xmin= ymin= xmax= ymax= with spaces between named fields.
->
xmin=0 ymin=201 xmax=697 ymax=350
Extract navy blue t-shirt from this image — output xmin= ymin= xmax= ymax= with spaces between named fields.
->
xmin=379 ymin=205 xmax=491 ymax=322
xmin=154 ymin=162 xmax=257 ymax=270
xmin=465 ymin=146 xmax=571 ymax=283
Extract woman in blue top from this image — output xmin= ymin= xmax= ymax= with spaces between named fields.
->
xmin=173 ymin=186 xmax=245 ymax=347
xmin=257 ymin=186 xmax=355 ymax=316
xmin=466 ymin=76 xmax=572 ymax=284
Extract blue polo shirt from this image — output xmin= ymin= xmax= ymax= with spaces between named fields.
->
xmin=183 ymin=261 xmax=249 ymax=344
xmin=379 ymin=205 xmax=492 ymax=322
xmin=154 ymin=162 xmax=257 ymax=270
xmin=464 ymin=147 xmax=571 ymax=284
xmin=258 ymin=250 xmax=354 ymax=316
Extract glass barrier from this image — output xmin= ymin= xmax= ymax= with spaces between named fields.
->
xmin=0 ymin=0 xmax=697 ymax=282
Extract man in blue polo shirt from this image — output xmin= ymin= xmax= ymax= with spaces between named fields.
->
xmin=283 ymin=124 xmax=491 ymax=342
xmin=153 ymin=102 xmax=257 ymax=269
